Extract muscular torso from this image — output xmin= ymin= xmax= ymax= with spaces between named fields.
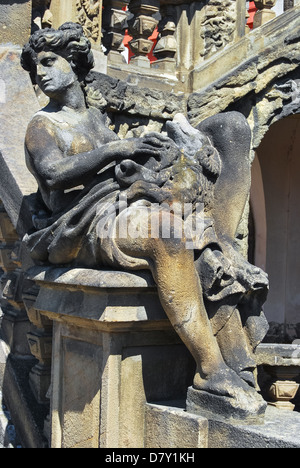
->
xmin=25 ymin=106 xmax=119 ymax=214
xmin=49 ymin=107 xmax=115 ymax=156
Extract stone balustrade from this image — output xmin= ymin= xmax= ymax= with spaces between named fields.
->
xmin=256 ymin=344 xmax=300 ymax=411
xmin=46 ymin=0 xmax=248 ymax=78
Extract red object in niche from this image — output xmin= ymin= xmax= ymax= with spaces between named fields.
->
xmin=247 ymin=1 xmax=258 ymax=29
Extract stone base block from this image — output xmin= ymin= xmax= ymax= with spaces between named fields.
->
xmin=145 ymin=401 xmax=208 ymax=448
xmin=208 ymin=406 xmax=300 ymax=448
xmin=253 ymin=9 xmax=276 ymax=28
xmin=29 ymin=268 xmax=196 ymax=448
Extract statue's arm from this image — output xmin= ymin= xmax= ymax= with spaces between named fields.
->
xmin=25 ymin=116 xmax=163 ymax=191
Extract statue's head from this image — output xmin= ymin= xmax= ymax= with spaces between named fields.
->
xmin=21 ymin=22 xmax=94 ymax=97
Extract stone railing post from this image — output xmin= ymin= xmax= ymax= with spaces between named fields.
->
xmin=127 ymin=0 xmax=160 ymax=68
xmin=152 ymin=4 xmax=177 ymax=72
xmin=253 ymin=0 xmax=277 ymax=27
xmin=102 ymin=0 xmax=129 ymax=64
xmin=256 ymin=344 xmax=300 ymax=411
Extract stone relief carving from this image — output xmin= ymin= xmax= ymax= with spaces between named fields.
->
xmin=76 ymin=0 xmax=102 ymax=44
xmin=21 ymin=23 xmax=269 ymax=421
xmin=188 ymin=18 xmax=300 ymax=151
xmin=201 ymin=0 xmax=236 ymax=57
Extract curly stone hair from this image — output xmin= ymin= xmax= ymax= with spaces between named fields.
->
xmin=21 ymin=22 xmax=95 ymax=83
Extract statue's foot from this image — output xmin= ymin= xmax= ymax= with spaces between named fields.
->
xmin=189 ymin=365 xmax=267 ymax=423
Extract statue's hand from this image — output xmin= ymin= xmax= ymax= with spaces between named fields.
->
xmin=137 ymin=133 xmax=181 ymax=170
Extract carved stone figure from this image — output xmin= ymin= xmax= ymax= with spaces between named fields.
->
xmin=21 ymin=23 xmax=269 ymax=421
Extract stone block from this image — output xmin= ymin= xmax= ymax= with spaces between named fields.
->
xmin=1 ymin=309 xmax=31 ymax=357
xmin=253 ymin=9 xmax=276 ymax=28
xmin=145 ymin=402 xmax=208 ymax=448
xmin=0 ymin=0 xmax=32 ymax=46
xmin=208 ymin=406 xmax=300 ymax=448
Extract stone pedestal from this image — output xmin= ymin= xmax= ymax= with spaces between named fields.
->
xmin=28 ymin=267 xmax=195 ymax=449
xmin=186 ymin=386 xmax=266 ymax=425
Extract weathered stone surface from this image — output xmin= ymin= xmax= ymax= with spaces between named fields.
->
xmin=0 ymin=333 xmax=22 ymax=448
xmin=145 ymin=402 xmax=208 ymax=448
xmin=1 ymin=0 xmax=300 ymax=451
xmin=2 ymin=355 xmax=48 ymax=448
xmin=208 ymin=406 xmax=300 ymax=448
xmin=256 ymin=343 xmax=300 ymax=367
xmin=0 ymin=46 xmax=38 ymax=235
xmin=29 ymin=268 xmax=166 ymax=327
xmin=188 ymin=5 xmax=300 ymax=150
xmin=85 ymin=70 xmax=187 ymax=137
xmin=19 ymin=23 xmax=270 ymax=430
xmin=28 ymin=268 xmax=195 ymax=448
xmin=0 ymin=0 xmax=32 ymax=46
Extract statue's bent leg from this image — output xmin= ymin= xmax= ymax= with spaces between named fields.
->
xmin=214 ymin=308 xmax=258 ymax=388
xmin=114 ymin=207 xmax=259 ymax=399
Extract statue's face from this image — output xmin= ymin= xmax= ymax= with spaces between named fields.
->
xmin=35 ymin=51 xmax=77 ymax=98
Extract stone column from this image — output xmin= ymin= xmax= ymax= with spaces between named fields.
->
xmin=152 ymin=4 xmax=177 ymax=73
xmin=49 ymin=0 xmax=77 ymax=29
xmin=28 ymin=267 xmax=200 ymax=448
xmin=23 ymin=287 xmax=53 ymax=405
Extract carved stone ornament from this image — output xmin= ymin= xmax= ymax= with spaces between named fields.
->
xmin=76 ymin=0 xmax=102 ymax=44
xmin=254 ymin=0 xmax=277 ymax=9
xmin=20 ymin=23 xmax=269 ymax=422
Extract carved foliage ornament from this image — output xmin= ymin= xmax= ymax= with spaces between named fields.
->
xmin=76 ymin=0 xmax=102 ymax=44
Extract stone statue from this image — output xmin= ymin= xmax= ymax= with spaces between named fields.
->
xmin=21 ymin=23 xmax=269 ymax=421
